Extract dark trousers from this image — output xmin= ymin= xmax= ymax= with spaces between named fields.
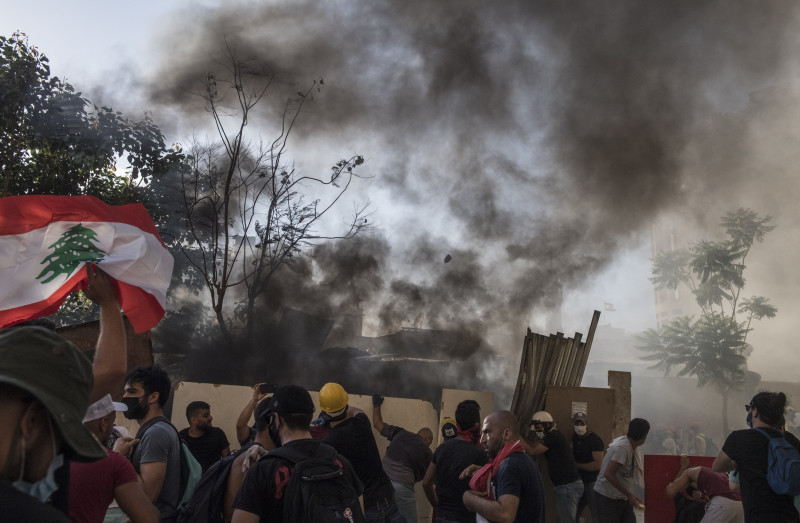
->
xmin=594 ymin=492 xmax=635 ymax=523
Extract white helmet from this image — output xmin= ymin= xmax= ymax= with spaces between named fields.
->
xmin=531 ymin=411 xmax=555 ymax=431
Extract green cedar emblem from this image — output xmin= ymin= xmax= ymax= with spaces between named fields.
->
xmin=36 ymin=224 xmax=106 ymax=284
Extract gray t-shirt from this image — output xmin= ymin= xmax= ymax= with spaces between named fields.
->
xmin=593 ymin=436 xmax=636 ymax=500
xmin=133 ymin=421 xmax=181 ymax=522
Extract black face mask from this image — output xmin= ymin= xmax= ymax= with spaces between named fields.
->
xmin=267 ymin=414 xmax=282 ymax=448
xmin=122 ymin=396 xmax=148 ymax=420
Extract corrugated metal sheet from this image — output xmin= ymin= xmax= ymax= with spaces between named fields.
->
xmin=510 ymin=310 xmax=600 ymax=433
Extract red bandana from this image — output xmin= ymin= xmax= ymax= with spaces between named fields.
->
xmin=469 ymin=440 xmax=525 ymax=501
xmin=458 ymin=424 xmax=481 ymax=444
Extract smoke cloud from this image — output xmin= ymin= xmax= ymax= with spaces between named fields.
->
xmin=143 ymin=1 xmax=800 ymax=396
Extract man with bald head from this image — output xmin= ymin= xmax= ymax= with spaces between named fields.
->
xmin=372 ymin=393 xmax=434 ymax=523
xmin=462 ymin=411 xmax=545 ymax=523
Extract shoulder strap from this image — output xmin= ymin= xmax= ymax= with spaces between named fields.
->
xmin=135 ymin=415 xmax=172 ymax=440
xmin=754 ymin=427 xmax=785 ymax=440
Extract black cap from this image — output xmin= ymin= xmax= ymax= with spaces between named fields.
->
xmin=259 ymin=385 xmax=314 ymax=419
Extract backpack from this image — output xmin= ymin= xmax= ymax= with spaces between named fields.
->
xmin=755 ymin=428 xmax=800 ymax=496
xmin=266 ymin=442 xmax=365 ymax=523
xmin=135 ymin=416 xmax=203 ymax=507
xmin=176 ymin=444 xmax=253 ymax=523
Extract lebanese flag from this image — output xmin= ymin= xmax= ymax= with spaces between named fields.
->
xmin=0 ymin=195 xmax=174 ymax=333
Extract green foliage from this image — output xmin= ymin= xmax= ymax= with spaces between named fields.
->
xmin=36 ymin=224 xmax=105 ymax=283
xmin=0 ymin=32 xmax=185 ymax=203
xmin=639 ymin=209 xmax=776 ymax=430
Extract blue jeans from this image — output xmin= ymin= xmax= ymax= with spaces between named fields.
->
xmin=577 ymin=480 xmax=600 ymax=523
xmin=553 ymin=479 xmax=584 ymax=523
xmin=365 ymin=496 xmax=407 ymax=523
xmin=391 ymin=481 xmax=417 ymax=523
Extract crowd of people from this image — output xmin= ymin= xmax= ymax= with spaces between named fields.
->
xmin=1 ymin=267 xmax=799 ymax=523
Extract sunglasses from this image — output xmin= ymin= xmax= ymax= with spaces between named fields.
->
xmin=745 ymin=404 xmax=753 ymax=412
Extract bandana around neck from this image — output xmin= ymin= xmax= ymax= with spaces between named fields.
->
xmin=469 ymin=440 xmax=525 ymax=501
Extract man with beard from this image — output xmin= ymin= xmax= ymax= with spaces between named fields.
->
xmin=0 ymin=326 xmax=108 ymax=522
xmin=179 ymin=401 xmax=230 ymax=473
xmin=114 ymin=365 xmax=181 ymax=523
xmin=462 ymin=410 xmax=545 ymax=523
xmin=69 ymin=394 xmax=159 ymax=523
xmin=422 ymin=399 xmax=489 ymax=522
xmin=231 ymin=385 xmax=364 ymax=523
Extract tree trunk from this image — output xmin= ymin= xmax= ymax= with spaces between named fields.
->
xmin=722 ymin=393 xmax=729 ymax=435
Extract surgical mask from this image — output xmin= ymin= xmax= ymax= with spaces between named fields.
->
xmin=121 ymin=396 xmax=147 ymax=420
xmin=574 ymin=425 xmax=587 ymax=436
xmin=535 ymin=431 xmax=545 ymax=439
xmin=14 ymin=451 xmax=64 ymax=503
xmin=12 ymin=415 xmax=64 ymax=503
xmin=746 ymin=411 xmax=753 ymax=428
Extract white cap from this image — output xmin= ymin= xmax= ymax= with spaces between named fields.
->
xmin=82 ymin=394 xmax=127 ymax=423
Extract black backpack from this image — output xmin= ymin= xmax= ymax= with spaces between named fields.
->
xmin=267 ymin=442 xmax=365 ymax=523
xmin=176 ymin=444 xmax=254 ymax=523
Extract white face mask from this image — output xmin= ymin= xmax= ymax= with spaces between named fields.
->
xmin=574 ymin=425 xmax=587 ymax=436
xmin=12 ymin=415 xmax=63 ymax=503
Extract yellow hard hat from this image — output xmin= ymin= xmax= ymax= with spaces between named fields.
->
xmin=319 ymin=382 xmax=349 ymax=413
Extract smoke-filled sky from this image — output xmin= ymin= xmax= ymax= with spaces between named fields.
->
xmin=5 ymin=1 xmax=800 ymax=384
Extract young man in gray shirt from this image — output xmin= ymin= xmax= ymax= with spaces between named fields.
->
xmin=115 ymin=365 xmax=181 ymax=523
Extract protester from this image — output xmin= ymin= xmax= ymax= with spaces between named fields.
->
xmin=235 ymin=383 xmax=272 ymax=447
xmin=593 ymin=418 xmax=649 ymax=523
xmin=372 ymin=393 xmax=434 ymax=523
xmin=461 ymin=410 xmax=545 ymax=523
xmin=712 ymin=391 xmax=800 ymax=522
xmin=82 ymin=265 xmax=129 ymax=405
xmin=666 ymin=455 xmax=743 ymax=523
xmin=441 ymin=417 xmax=458 ymax=441
xmin=571 ymin=412 xmax=604 ymax=523
xmin=222 ymin=398 xmax=275 ymax=523
xmin=114 ymin=365 xmax=181 ymax=523
xmin=180 ymin=401 xmax=230 ymax=473
xmin=525 ymin=410 xmax=584 ymax=523
xmin=231 ymin=385 xmax=364 ymax=522
xmin=70 ymin=394 xmax=159 ymax=523
xmin=0 ymin=326 xmax=107 ymax=522
xmin=320 ymin=382 xmax=404 ymax=523
xmin=422 ymin=399 xmax=489 ymax=522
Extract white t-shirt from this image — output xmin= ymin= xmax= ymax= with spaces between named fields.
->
xmin=594 ymin=436 xmax=636 ymax=499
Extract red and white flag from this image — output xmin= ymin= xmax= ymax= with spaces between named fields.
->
xmin=0 ymin=195 xmax=173 ymax=333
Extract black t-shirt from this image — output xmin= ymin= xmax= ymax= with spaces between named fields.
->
xmin=0 ymin=479 xmax=69 ymax=523
xmin=572 ymin=431 xmax=605 ymax=483
xmin=233 ymin=439 xmax=363 ymax=522
xmin=494 ymin=452 xmax=545 ymax=523
xmin=432 ymin=438 xmax=490 ymax=521
xmin=381 ymin=423 xmax=433 ymax=488
xmin=722 ymin=427 xmax=800 ymax=522
xmin=179 ymin=426 xmax=230 ymax=473
xmin=541 ymin=429 xmax=580 ymax=486
xmin=323 ymin=412 xmax=395 ymax=507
